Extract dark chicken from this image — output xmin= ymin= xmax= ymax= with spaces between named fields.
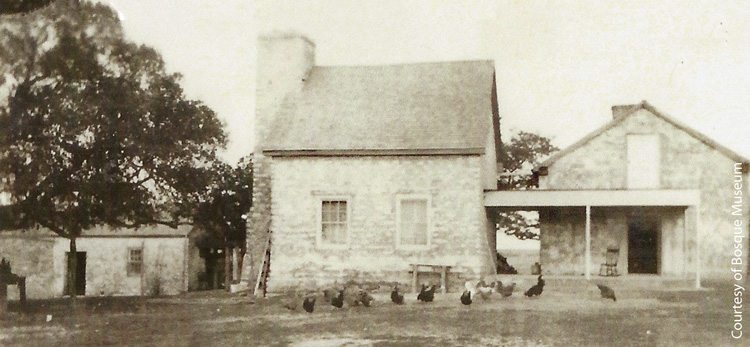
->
xmin=524 ymin=275 xmax=545 ymax=297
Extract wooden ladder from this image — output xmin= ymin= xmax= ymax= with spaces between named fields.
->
xmin=253 ymin=235 xmax=272 ymax=297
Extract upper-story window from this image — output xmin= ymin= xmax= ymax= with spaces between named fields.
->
xmin=626 ymin=134 xmax=660 ymax=189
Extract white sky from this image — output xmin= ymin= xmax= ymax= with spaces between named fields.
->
xmin=104 ymin=0 xmax=750 ymax=163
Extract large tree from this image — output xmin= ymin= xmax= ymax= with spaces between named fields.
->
xmin=0 ymin=1 xmax=226 ymax=298
xmin=496 ymin=131 xmax=558 ymax=240
xmin=193 ymin=158 xmax=252 ymax=290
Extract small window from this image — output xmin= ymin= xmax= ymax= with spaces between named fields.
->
xmin=127 ymin=248 xmax=143 ymax=276
xmin=320 ymin=200 xmax=348 ymax=245
xmin=398 ymin=198 xmax=429 ymax=247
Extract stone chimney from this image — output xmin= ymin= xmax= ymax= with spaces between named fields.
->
xmin=611 ymin=104 xmax=641 ymax=119
xmin=254 ymin=32 xmax=315 ymax=149
xmin=239 ymin=33 xmax=315 ymax=294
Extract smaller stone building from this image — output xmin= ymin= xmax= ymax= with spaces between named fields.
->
xmin=486 ymin=102 xmax=749 ymax=286
xmin=0 ymin=224 xmax=195 ymax=299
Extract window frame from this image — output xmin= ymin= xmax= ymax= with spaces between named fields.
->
xmin=395 ymin=194 xmax=432 ymax=250
xmin=126 ymin=247 xmax=143 ymax=277
xmin=316 ymin=196 xmax=351 ymax=249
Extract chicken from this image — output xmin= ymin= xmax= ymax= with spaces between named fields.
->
xmin=331 ymin=290 xmax=345 ymax=308
xmin=524 ymin=275 xmax=545 ymax=297
xmin=357 ymin=289 xmax=374 ymax=307
xmin=417 ymin=284 xmax=437 ymax=302
xmin=495 ymin=281 xmax=516 ymax=298
xmin=302 ymin=293 xmax=316 ymax=313
xmin=282 ymin=289 xmax=302 ymax=311
xmin=596 ymin=284 xmax=616 ymax=302
xmin=391 ymin=284 xmax=405 ymax=305
xmin=460 ymin=289 xmax=473 ymax=305
xmin=475 ymin=280 xmax=495 ymax=300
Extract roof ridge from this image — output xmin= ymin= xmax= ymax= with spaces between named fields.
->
xmin=314 ymin=59 xmax=495 ymax=69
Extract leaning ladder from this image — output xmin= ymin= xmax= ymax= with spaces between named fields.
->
xmin=253 ymin=235 xmax=272 ymax=297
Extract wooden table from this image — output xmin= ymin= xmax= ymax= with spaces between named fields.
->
xmin=410 ymin=264 xmax=451 ymax=294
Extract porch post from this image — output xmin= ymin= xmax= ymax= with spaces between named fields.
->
xmin=585 ymin=205 xmax=591 ymax=280
xmin=695 ymin=203 xmax=701 ymax=289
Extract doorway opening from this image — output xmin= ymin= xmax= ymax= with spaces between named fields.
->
xmin=65 ymin=251 xmax=86 ymax=296
xmin=627 ymin=216 xmax=659 ymax=274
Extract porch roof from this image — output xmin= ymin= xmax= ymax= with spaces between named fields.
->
xmin=483 ymin=189 xmax=700 ymax=208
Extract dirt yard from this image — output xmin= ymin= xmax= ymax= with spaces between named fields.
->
xmin=0 ymin=281 xmax=744 ymax=346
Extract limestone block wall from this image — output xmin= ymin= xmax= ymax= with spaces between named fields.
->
xmin=540 ymin=206 xmax=687 ymax=276
xmin=63 ymin=237 xmax=189 ymax=296
xmin=0 ymin=231 xmax=57 ymax=299
xmin=266 ymin=155 xmax=493 ymax=292
xmin=539 ymin=108 xmax=749 ymax=277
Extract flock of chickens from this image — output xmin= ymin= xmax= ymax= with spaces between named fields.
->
xmin=284 ymin=275 xmax=617 ymax=314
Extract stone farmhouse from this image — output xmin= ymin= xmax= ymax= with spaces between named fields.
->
xmin=243 ymin=32 xmax=749 ymax=293
xmin=242 ymin=33 xmax=500 ymax=293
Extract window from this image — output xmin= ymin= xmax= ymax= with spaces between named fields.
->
xmin=398 ymin=198 xmax=429 ymax=247
xmin=626 ymin=134 xmax=660 ymax=189
xmin=320 ymin=200 xmax=348 ymax=245
xmin=127 ymin=248 xmax=143 ymax=276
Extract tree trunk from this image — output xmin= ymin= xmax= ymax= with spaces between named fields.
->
xmin=0 ymin=273 xmax=7 ymax=319
xmin=68 ymin=237 xmax=77 ymax=305
xmin=224 ymin=246 xmax=232 ymax=292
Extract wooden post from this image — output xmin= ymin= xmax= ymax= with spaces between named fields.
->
xmin=585 ymin=205 xmax=591 ymax=281
xmin=439 ymin=266 xmax=447 ymax=294
xmin=0 ymin=274 xmax=6 ymax=319
xmin=411 ymin=264 xmax=418 ymax=293
xmin=695 ymin=203 xmax=701 ymax=289
xmin=19 ymin=277 xmax=26 ymax=307
xmin=232 ymin=247 xmax=241 ymax=282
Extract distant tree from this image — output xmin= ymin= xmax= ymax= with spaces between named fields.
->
xmin=497 ymin=131 xmax=558 ymax=240
xmin=194 ymin=158 xmax=252 ymax=289
xmin=0 ymin=1 xmax=226 ymax=299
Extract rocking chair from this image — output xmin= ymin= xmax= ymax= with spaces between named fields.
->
xmin=598 ymin=247 xmax=620 ymax=276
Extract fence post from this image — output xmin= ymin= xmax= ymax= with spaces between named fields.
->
xmin=19 ymin=277 xmax=26 ymax=307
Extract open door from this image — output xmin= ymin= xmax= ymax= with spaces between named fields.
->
xmin=65 ymin=252 xmax=86 ymax=296
xmin=628 ymin=217 xmax=659 ymax=274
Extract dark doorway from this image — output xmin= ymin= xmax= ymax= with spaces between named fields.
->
xmin=628 ymin=217 xmax=659 ymax=274
xmin=65 ymin=252 xmax=86 ymax=296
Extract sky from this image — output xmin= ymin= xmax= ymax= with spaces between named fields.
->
xmin=103 ymin=0 xmax=750 ymax=163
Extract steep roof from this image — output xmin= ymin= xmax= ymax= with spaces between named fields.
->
xmin=262 ymin=60 xmax=499 ymax=156
xmin=537 ymin=101 xmax=750 ymax=170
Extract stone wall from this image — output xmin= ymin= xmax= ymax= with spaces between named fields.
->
xmin=0 ymin=231 xmax=57 ymax=299
xmin=53 ymin=237 xmax=189 ymax=297
xmin=266 ymin=155 xmax=494 ymax=292
xmin=1 ymin=231 xmax=189 ymax=299
xmin=240 ymin=33 xmax=315 ymax=292
xmin=539 ymin=108 xmax=749 ymax=277
xmin=539 ymin=207 xmax=685 ymax=276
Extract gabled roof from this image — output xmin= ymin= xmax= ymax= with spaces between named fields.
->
xmin=262 ymin=60 xmax=498 ymax=156
xmin=537 ymin=101 xmax=750 ymax=170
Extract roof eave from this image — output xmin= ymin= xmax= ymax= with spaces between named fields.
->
xmin=263 ymin=148 xmax=485 ymax=157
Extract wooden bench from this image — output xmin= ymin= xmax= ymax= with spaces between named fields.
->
xmin=409 ymin=264 xmax=451 ymax=294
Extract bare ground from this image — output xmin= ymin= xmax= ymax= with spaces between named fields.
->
xmin=0 ymin=281 xmax=744 ymax=346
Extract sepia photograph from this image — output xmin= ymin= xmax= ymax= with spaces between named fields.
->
xmin=0 ymin=0 xmax=749 ymax=345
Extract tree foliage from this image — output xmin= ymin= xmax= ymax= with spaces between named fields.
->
xmin=194 ymin=158 xmax=253 ymax=249
xmin=0 ymin=1 xmax=226 ymax=296
xmin=496 ymin=131 xmax=558 ymax=240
